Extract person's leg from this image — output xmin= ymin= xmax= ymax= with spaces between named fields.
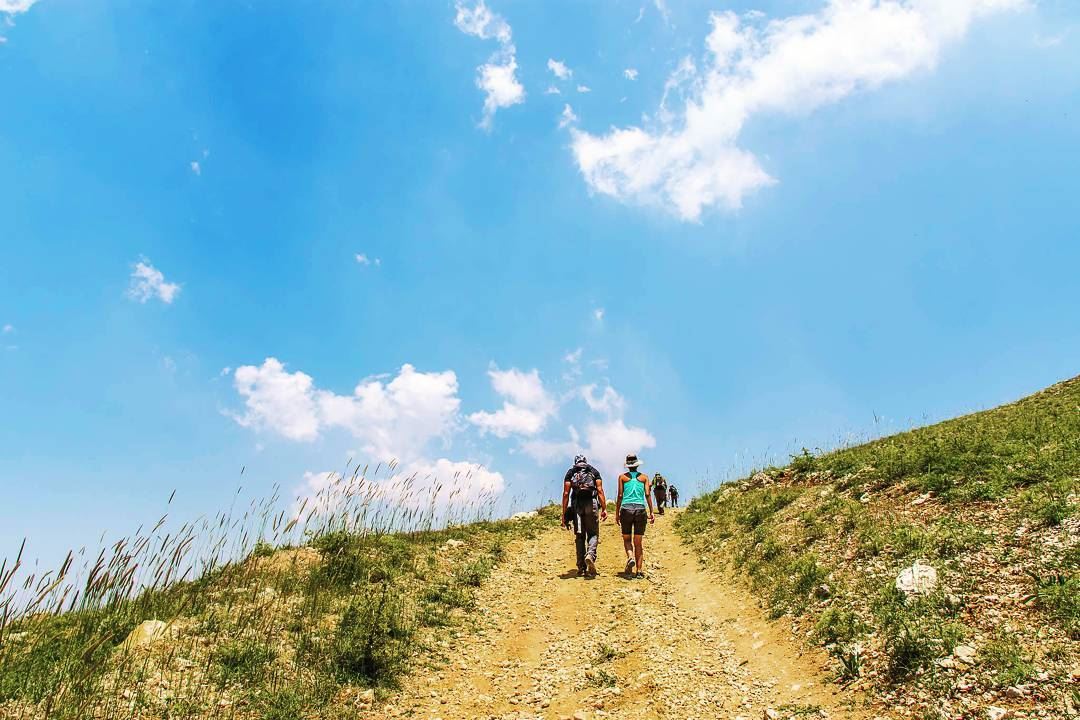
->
xmin=633 ymin=535 xmax=644 ymax=574
xmin=583 ymin=513 xmax=599 ymax=574
xmin=621 ymin=533 xmax=635 ymax=572
xmin=574 ymin=512 xmax=587 ymax=572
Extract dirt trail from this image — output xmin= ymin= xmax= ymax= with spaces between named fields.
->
xmin=380 ymin=510 xmax=866 ymax=720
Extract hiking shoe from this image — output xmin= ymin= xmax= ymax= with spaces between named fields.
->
xmin=625 ymin=557 xmax=636 ymax=575
xmin=577 ymin=567 xmax=586 ymax=577
xmin=585 ymin=558 xmax=596 ymax=576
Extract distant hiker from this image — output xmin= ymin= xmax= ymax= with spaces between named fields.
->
xmin=561 ymin=455 xmax=607 ymax=577
xmin=669 ymin=484 xmax=680 ymax=508
xmin=652 ymin=473 xmax=668 ymax=515
xmin=616 ymin=454 xmax=655 ymax=578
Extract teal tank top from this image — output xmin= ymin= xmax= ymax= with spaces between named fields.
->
xmin=622 ymin=471 xmax=646 ymax=506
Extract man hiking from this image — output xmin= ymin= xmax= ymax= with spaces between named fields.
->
xmin=615 ymin=454 xmax=655 ymax=578
xmin=669 ymin=484 xmax=680 ymax=508
xmin=652 ymin=472 xmax=668 ymax=515
xmin=561 ymin=455 xmax=607 ymax=577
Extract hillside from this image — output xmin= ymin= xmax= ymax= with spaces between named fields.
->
xmin=677 ymin=375 xmax=1080 ymax=718
xmin=0 ymin=504 xmax=553 ymax=719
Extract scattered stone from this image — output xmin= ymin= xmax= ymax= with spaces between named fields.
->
xmin=763 ymin=709 xmax=781 ymax=720
xmin=121 ymin=620 xmax=169 ymax=650
xmin=987 ymin=707 xmax=1010 ymax=720
xmin=895 ymin=560 xmax=938 ymax=596
xmin=953 ymin=644 xmax=977 ymax=664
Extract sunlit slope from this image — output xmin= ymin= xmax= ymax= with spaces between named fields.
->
xmin=678 ymin=375 xmax=1079 ymax=718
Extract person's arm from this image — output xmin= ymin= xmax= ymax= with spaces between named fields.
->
xmin=645 ymin=476 xmax=656 ymax=523
xmin=596 ymin=477 xmax=608 ymax=521
xmin=615 ymin=474 xmax=624 ymax=516
xmin=561 ymin=480 xmax=572 ymax=529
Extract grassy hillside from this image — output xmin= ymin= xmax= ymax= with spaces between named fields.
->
xmin=0 ymin=482 xmax=554 ymax=719
xmin=678 ymin=375 xmax=1079 ymax=719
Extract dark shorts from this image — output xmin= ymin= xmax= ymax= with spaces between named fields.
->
xmin=619 ymin=507 xmax=647 ymax=536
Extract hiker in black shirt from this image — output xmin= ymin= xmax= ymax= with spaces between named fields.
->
xmin=561 ymin=455 xmax=607 ymax=577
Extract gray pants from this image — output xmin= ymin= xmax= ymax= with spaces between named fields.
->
xmin=574 ymin=509 xmax=600 ymax=570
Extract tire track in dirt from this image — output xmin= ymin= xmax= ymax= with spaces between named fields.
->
xmin=378 ymin=510 xmax=867 ymax=720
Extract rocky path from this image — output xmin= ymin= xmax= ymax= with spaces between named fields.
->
xmin=379 ymin=510 xmax=867 ymax=720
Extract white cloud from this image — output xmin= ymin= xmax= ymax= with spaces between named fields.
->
xmin=559 ymin=104 xmax=578 ymax=129
xmin=571 ymin=0 xmax=1025 ymax=221
xmin=545 ymin=85 xmax=562 ymax=95
xmin=296 ymin=459 xmax=506 ymax=527
xmin=454 ymin=0 xmax=511 ymax=43
xmin=1034 ymin=31 xmax=1066 ymax=48
xmin=477 ymin=59 xmax=525 ymax=128
xmin=127 ymin=259 xmax=181 ymax=304
xmin=581 ymin=384 xmax=626 ymax=417
xmin=547 ymin=58 xmax=572 ymax=80
xmin=233 ymin=359 xmax=321 ymax=441
xmin=576 ymin=85 xmax=591 ymax=94
xmin=593 ymin=307 xmax=605 ymax=321
xmin=624 ymin=68 xmax=639 ymax=81
xmin=653 ymin=0 xmax=671 ymax=24
xmin=563 ymin=348 xmax=583 ymax=365
xmin=582 ymin=418 xmax=656 ymax=481
xmin=189 ymin=161 xmax=201 ymax=176
xmin=521 ymin=425 xmax=581 ymax=464
xmin=2 ymin=324 xmax=12 ymax=334
xmin=231 ymin=358 xmax=461 ymax=460
xmin=522 ymin=418 xmax=656 ymax=481
xmin=354 ymin=253 xmax=380 ymax=266
xmin=468 ymin=367 xmax=557 ymax=438
xmin=455 ymin=1 xmax=524 ymax=129
xmin=0 ymin=1 xmax=38 ymax=16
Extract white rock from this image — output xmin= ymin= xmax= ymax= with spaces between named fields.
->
xmin=895 ymin=560 xmax=938 ymax=596
xmin=121 ymin=620 xmax=169 ymax=650
xmin=953 ymin=644 xmax=977 ymax=664
xmin=511 ymin=510 xmax=539 ymax=520
xmin=987 ymin=707 xmax=1009 ymax=720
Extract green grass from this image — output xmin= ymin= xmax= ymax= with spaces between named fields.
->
xmin=0 ymin=467 xmax=556 ymax=718
xmin=980 ymin=632 xmax=1035 ymax=686
xmin=677 ymin=374 xmax=1080 ymax=707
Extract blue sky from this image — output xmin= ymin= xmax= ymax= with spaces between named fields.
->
xmin=2 ymin=0 xmax=1078 ymax=565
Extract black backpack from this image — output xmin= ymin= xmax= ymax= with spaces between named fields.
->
xmin=570 ymin=467 xmax=598 ymax=510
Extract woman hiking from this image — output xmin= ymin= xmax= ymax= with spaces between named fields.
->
xmin=615 ymin=453 xmax=655 ymax=578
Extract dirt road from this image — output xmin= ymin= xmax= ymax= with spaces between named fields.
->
xmin=380 ymin=510 xmax=866 ymax=720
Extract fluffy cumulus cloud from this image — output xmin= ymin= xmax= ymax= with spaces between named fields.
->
xmin=468 ymin=367 xmax=557 ymax=438
xmin=581 ymin=384 xmax=626 ymax=417
xmin=571 ymin=0 xmax=1025 ymax=221
xmin=454 ymin=0 xmax=524 ymax=129
xmin=0 ymin=0 xmax=38 ymax=41
xmin=521 ymin=416 xmax=655 ymax=482
xmin=514 ymin=374 xmax=655 ymax=480
xmin=127 ymin=259 xmax=181 ymax=304
xmin=295 ymin=460 xmax=505 ymax=526
xmin=547 ymin=58 xmax=572 ymax=80
xmin=559 ymin=104 xmax=578 ymax=129
xmin=231 ymin=354 xmax=657 ymax=517
xmin=231 ymin=358 xmax=460 ymax=460
xmin=581 ymin=418 xmax=656 ymax=481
